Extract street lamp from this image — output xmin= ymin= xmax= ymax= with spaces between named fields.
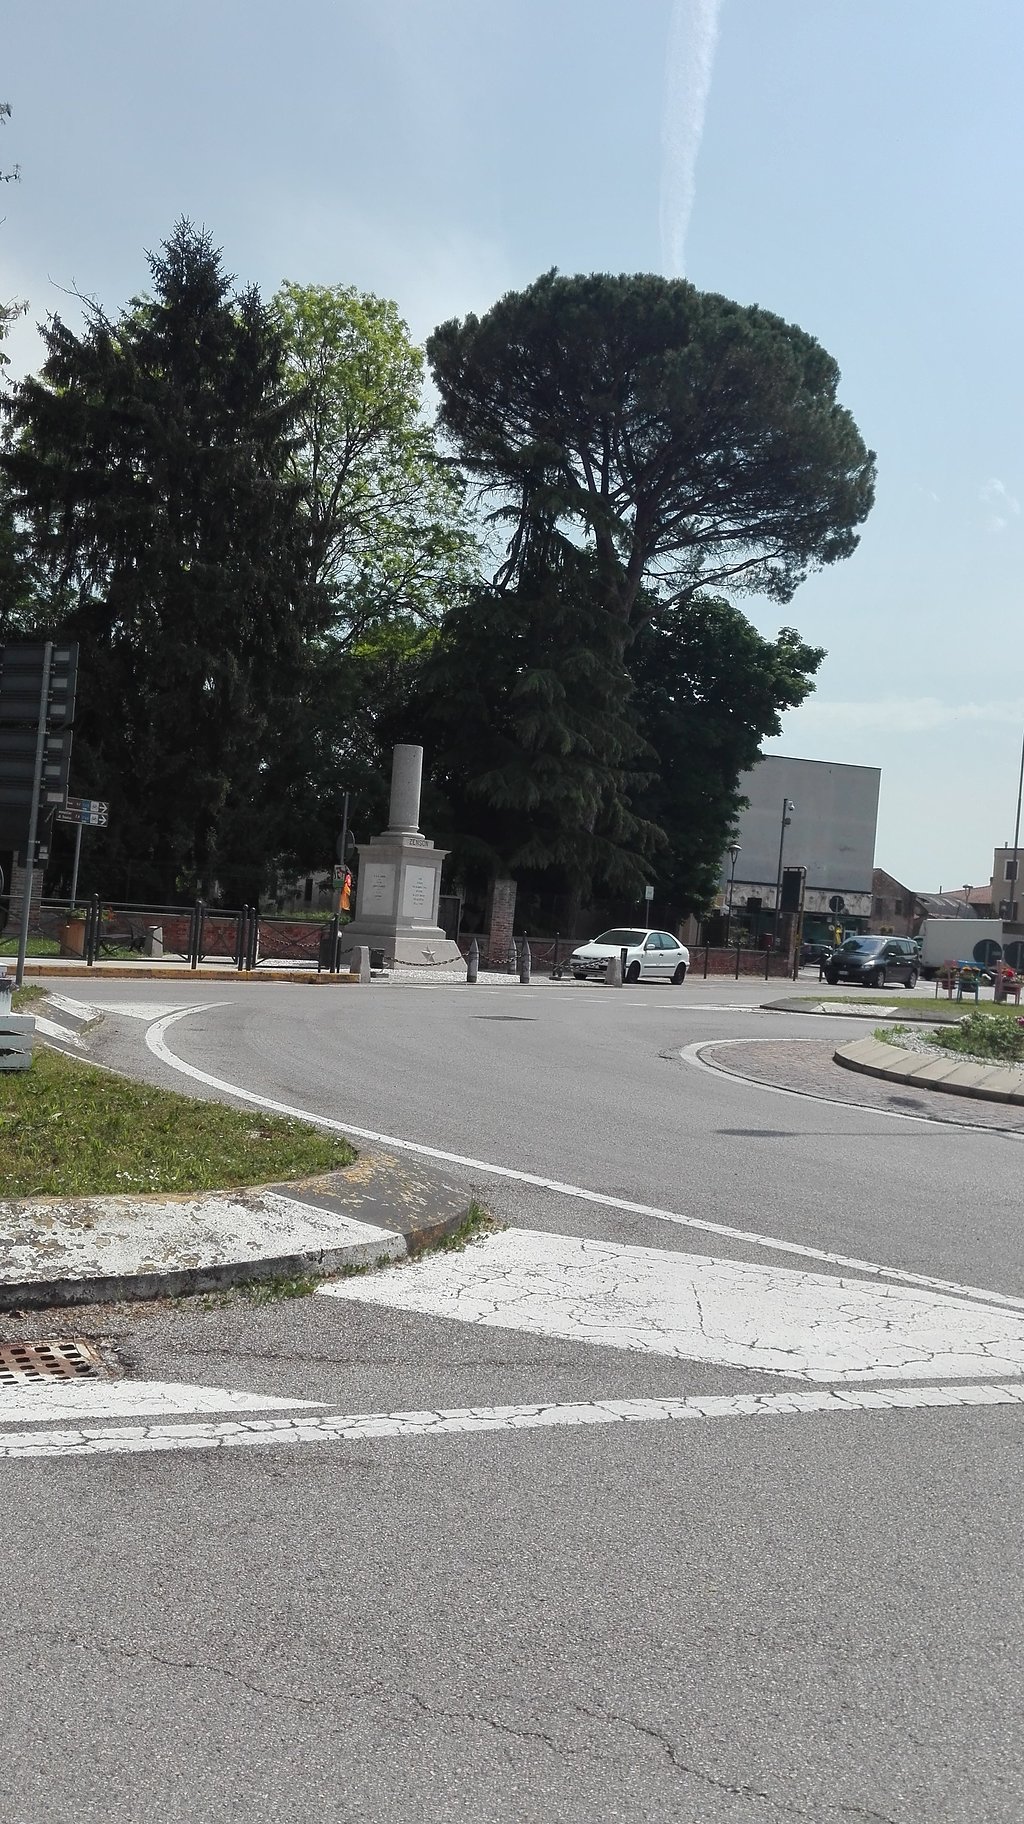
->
xmin=960 ymin=884 xmax=971 ymax=919
xmin=772 ymin=799 xmax=795 ymax=944
xmin=725 ymin=843 xmax=741 ymax=943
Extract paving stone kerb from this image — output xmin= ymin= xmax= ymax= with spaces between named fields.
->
xmin=835 ymin=1036 xmax=1024 ymax=1106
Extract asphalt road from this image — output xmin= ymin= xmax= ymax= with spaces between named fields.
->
xmin=3 ymin=973 xmax=1023 ymax=1823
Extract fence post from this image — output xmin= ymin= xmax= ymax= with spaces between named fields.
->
xmin=235 ymin=907 xmax=247 ymax=972
xmin=86 ymin=894 xmax=100 ymax=967
xmin=551 ymin=930 xmax=560 ymax=977
xmin=190 ymin=897 xmax=204 ymax=970
xmin=734 ymin=941 xmax=741 ymax=980
xmin=764 ymin=945 xmax=771 ymax=982
xmin=246 ymin=907 xmax=259 ymax=971
xmin=466 ymin=937 xmax=479 ymax=984
xmin=703 ymin=943 xmax=709 ymax=980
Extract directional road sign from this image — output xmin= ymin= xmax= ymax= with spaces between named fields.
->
xmin=56 ymin=797 xmax=108 ymax=828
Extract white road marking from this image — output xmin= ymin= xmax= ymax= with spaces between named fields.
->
xmin=322 ymin=1228 xmax=1024 ymax=1383
xmin=3 ymin=1382 xmax=1023 ymax=1460
xmin=681 ymin=1036 xmax=1024 ymax=1134
xmin=32 ymin=1016 xmax=85 ymax=1047
xmin=50 ymin=996 xmax=190 ymax=1022
xmin=146 ymin=1008 xmax=1024 ymax=1314
xmin=0 ymin=1378 xmax=324 ymax=1426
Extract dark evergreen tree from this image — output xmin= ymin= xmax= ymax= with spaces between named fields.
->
xmin=1 ymin=221 xmax=317 ymax=900
xmin=415 ymin=536 xmax=659 ymax=915
xmin=629 ymin=599 xmax=824 ymax=911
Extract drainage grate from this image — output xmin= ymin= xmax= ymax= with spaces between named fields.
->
xmin=0 ymin=1339 xmax=106 ymax=1387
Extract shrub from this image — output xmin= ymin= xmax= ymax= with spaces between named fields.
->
xmin=933 ymin=1010 xmax=1024 ymax=1063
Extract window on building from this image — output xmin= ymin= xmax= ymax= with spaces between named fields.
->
xmin=873 ymin=896 xmax=883 ymax=915
xmin=1006 ymin=860 xmax=1019 ymax=882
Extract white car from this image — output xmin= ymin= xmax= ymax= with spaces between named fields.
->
xmin=570 ymin=927 xmax=690 ymax=984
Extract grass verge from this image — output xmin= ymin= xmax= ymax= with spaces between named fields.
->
xmin=0 ymin=1046 xmax=355 ymax=1197
xmin=795 ymin=993 xmax=1024 ymax=1019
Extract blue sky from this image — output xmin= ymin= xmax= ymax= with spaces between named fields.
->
xmin=3 ymin=0 xmax=1021 ymax=891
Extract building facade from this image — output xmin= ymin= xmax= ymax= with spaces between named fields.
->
xmin=719 ymin=754 xmax=881 ymax=940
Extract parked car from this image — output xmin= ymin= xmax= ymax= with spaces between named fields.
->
xmin=800 ymin=941 xmax=834 ymax=966
xmin=823 ymin=935 xmax=919 ymax=989
xmin=571 ymin=928 xmax=690 ymax=984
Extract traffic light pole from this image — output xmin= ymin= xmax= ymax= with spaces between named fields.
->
xmin=16 ymin=641 xmax=52 ymax=989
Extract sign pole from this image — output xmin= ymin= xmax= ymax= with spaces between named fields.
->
xmin=16 ymin=640 xmax=53 ymax=990
xmin=69 ymin=820 xmax=84 ymax=909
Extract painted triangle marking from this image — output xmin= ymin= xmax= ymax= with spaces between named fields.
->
xmin=0 ymin=1378 xmax=325 ymax=1427
xmin=321 ymin=1229 xmax=1024 ymax=1384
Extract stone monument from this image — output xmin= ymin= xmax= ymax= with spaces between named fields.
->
xmin=339 ymin=744 xmax=463 ymax=969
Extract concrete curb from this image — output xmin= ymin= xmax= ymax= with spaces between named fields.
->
xmin=835 ymin=1035 xmax=1024 ymax=1105
xmin=25 ymin=964 xmax=365 ymax=984
xmin=765 ymin=995 xmax=966 ymax=1024
xmin=0 ymin=1158 xmax=480 ymax=1314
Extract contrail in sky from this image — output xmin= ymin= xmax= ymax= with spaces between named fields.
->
xmin=660 ymin=0 xmax=723 ymax=276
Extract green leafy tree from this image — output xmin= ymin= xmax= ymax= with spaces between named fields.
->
xmin=428 ymin=270 xmax=875 ymax=629
xmin=629 ymin=599 xmax=824 ymax=911
xmin=272 ymin=281 xmax=476 ymax=643
xmin=1 ymin=220 xmax=316 ymax=900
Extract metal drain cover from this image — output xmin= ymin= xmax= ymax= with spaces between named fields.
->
xmin=0 ymin=1339 xmax=107 ymax=1387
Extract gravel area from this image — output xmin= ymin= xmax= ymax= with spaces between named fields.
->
xmin=699 ymin=1037 xmax=1024 ymax=1132
xmin=875 ymin=1024 xmax=1024 ymax=1069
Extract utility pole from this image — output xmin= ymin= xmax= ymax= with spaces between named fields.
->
xmin=15 ymin=642 xmax=52 ymax=990
xmin=772 ymin=800 xmax=794 ymax=945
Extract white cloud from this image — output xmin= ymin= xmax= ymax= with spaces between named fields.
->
xmin=774 ymin=697 xmax=1024 ymax=736
xmin=980 ymin=476 xmax=1020 ymax=533
xmin=659 ymin=0 xmax=723 ymax=277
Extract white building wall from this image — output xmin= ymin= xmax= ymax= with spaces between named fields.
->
xmin=726 ymin=754 xmax=881 ymax=917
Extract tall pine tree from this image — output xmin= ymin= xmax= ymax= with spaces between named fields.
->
xmin=1 ymin=220 xmax=316 ymax=900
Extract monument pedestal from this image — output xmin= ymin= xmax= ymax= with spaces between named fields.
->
xmin=338 ymin=744 xmax=463 ymax=970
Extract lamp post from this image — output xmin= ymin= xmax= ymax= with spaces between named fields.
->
xmin=725 ymin=843 xmax=741 ymax=943
xmin=960 ymin=884 xmax=971 ymax=919
xmin=772 ymin=800 xmax=795 ymax=944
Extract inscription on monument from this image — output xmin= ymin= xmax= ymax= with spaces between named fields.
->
xmin=402 ymin=865 xmax=435 ymax=921
xmin=362 ymin=864 xmax=395 ymax=915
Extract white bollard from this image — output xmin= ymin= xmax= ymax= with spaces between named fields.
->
xmin=351 ymin=945 xmax=372 ymax=983
xmin=605 ymin=953 xmax=623 ymax=988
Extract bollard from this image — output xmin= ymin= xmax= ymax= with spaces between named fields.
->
xmin=606 ymin=952 xmax=623 ymax=988
xmin=466 ymin=937 xmax=479 ymax=984
xmin=351 ymin=945 xmax=371 ymax=983
xmin=508 ymin=935 xmax=518 ymax=974
xmin=519 ymin=937 xmax=531 ymax=984
xmin=550 ymin=930 xmax=563 ymax=980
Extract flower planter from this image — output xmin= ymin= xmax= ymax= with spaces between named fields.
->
xmin=58 ymin=918 xmax=86 ymax=957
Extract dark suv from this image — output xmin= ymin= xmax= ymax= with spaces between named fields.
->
xmin=823 ymin=935 xmax=919 ymax=989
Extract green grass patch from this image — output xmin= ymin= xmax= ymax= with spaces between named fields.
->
xmin=0 ymin=1046 xmax=355 ymax=1197
xmin=932 ymin=1009 xmax=1024 ymax=1064
xmin=12 ymin=985 xmax=45 ymax=1011
xmin=0 ymin=935 xmax=59 ymax=956
xmin=874 ymin=1024 xmax=911 ymax=1044
xmin=424 ymin=1200 xmax=497 ymax=1253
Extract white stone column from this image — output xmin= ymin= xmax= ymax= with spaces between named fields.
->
xmin=386 ymin=744 xmax=423 ymax=837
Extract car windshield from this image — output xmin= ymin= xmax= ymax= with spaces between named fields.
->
xmin=595 ymin=929 xmax=647 ymax=945
xmin=839 ymin=937 xmax=884 ymax=954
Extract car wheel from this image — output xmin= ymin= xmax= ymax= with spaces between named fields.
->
xmin=907 ymin=970 xmax=918 ymax=989
xmin=873 ymin=969 xmax=886 ymax=988
xmin=824 ymin=972 xmax=839 ymax=986
xmin=626 ymin=960 xmax=641 ymax=983
xmin=672 ymin=962 xmax=687 ymax=984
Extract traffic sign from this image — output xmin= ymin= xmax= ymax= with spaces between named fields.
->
xmin=56 ymin=798 xmax=108 ymax=828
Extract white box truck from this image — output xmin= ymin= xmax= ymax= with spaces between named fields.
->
xmin=918 ymin=917 xmax=1004 ymax=980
